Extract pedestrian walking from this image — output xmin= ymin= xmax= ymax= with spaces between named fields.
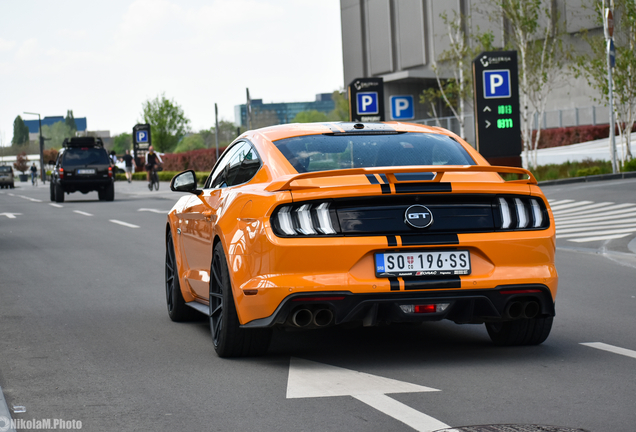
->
xmin=122 ymin=149 xmax=134 ymax=183
xmin=30 ymin=163 xmax=37 ymax=186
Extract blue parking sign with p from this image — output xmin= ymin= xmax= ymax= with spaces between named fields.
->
xmin=483 ymin=70 xmax=511 ymax=99
xmin=390 ymin=95 xmax=414 ymax=120
xmin=357 ymin=92 xmax=378 ymax=115
xmin=136 ymin=130 xmax=148 ymax=143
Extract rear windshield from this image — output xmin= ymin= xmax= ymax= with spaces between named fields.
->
xmin=62 ymin=148 xmax=109 ymax=166
xmin=273 ymin=133 xmax=475 ymax=173
xmin=0 ymin=166 xmax=12 ymax=173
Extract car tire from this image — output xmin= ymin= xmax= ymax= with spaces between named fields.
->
xmin=210 ymin=242 xmax=272 ymax=358
xmin=165 ymin=231 xmax=197 ymax=322
xmin=50 ymin=183 xmax=55 ymax=201
xmin=486 ymin=316 xmax=553 ymax=346
xmin=54 ymin=183 xmax=64 ymax=203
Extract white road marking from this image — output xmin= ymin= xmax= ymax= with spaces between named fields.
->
xmin=581 ymin=342 xmax=636 ymax=359
xmin=551 ymin=202 xmax=613 ymax=215
xmin=109 ymin=219 xmax=139 ymax=228
xmin=49 ymin=203 xmax=63 ymax=208
xmin=7 ymin=193 xmax=15 ymax=196
xmin=0 ymin=384 xmax=16 ymax=432
xmin=558 ymin=227 xmax=636 ymax=239
xmin=568 ymin=234 xmax=632 ymax=243
xmin=17 ymin=195 xmax=41 ymax=202
xmin=138 ymin=208 xmax=169 ymax=214
xmin=550 ymin=200 xmax=593 ymax=211
xmin=555 ymin=206 xmax=636 ymax=222
xmin=0 ymin=213 xmax=21 ymax=219
xmin=556 ymin=217 xmax=636 ymax=229
xmin=73 ymin=210 xmax=93 ymax=217
xmin=548 ymin=199 xmax=574 ymax=206
xmin=287 ymin=357 xmax=447 ymax=432
xmin=557 ymin=222 xmax=636 ymax=234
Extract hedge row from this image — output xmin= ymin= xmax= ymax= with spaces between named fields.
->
xmin=115 ymin=171 xmax=208 ymax=185
xmin=161 ymin=147 xmax=228 ymax=172
xmin=534 ymin=123 xmax=636 ymax=149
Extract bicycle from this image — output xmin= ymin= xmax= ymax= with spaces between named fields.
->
xmin=148 ymin=166 xmax=162 ymax=191
xmin=31 ymin=172 xmax=38 ymax=186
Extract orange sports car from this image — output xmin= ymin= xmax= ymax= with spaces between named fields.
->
xmin=165 ymin=122 xmax=557 ymax=357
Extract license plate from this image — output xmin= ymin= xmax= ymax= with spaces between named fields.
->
xmin=375 ymin=250 xmax=471 ymax=277
xmin=77 ymin=169 xmax=95 ymax=174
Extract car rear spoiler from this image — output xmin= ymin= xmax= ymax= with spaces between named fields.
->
xmin=265 ymin=165 xmax=537 ymax=192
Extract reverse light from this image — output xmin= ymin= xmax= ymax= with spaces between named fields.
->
xmin=278 ymin=206 xmax=296 ymax=236
xmin=531 ymin=199 xmax=543 ymax=227
xmin=515 ymin=198 xmax=528 ymax=228
xmin=499 ymin=197 xmax=511 ymax=229
xmin=315 ymin=202 xmax=336 ymax=234
xmin=295 ymin=204 xmax=316 ymax=235
xmin=400 ymin=303 xmax=449 ymax=314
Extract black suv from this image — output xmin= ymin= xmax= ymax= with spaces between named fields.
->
xmin=50 ymin=137 xmax=114 ymax=202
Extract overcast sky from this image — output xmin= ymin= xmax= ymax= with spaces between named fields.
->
xmin=0 ymin=0 xmax=344 ymax=144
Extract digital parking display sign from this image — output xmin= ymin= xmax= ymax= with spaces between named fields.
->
xmin=348 ymin=77 xmax=385 ymax=122
xmin=472 ymin=51 xmax=521 ymax=165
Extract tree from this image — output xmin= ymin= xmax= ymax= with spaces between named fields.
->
xmin=173 ymin=134 xmax=205 ymax=153
xmin=41 ymin=122 xmax=75 ymax=149
xmin=574 ymin=0 xmax=636 ymax=162
xmin=328 ymin=90 xmax=349 ymax=121
xmin=112 ymin=133 xmax=132 ymax=154
xmin=65 ymin=110 xmax=77 ymax=133
xmin=293 ymin=110 xmax=329 ymax=123
xmin=43 ymin=148 xmax=59 ymax=165
xmin=425 ymin=9 xmax=495 ymax=139
xmin=13 ymin=151 xmax=28 ymax=174
xmin=12 ymin=115 xmax=30 ymax=146
xmin=141 ymin=93 xmax=190 ymax=152
xmin=482 ymin=0 xmax=564 ymax=168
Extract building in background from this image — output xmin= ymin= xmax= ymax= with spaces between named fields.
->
xmin=24 ymin=116 xmax=87 ymax=141
xmin=235 ymin=93 xmax=335 ymax=128
xmin=340 ymin=0 xmax=601 ymax=142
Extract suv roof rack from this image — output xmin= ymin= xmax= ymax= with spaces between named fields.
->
xmin=63 ymin=137 xmax=104 ymax=148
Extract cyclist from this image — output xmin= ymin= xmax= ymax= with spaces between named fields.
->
xmin=30 ymin=163 xmax=38 ymax=186
xmin=145 ymin=146 xmax=163 ymax=189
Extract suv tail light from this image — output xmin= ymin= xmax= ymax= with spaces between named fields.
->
xmin=59 ymin=168 xmax=64 ymax=180
xmin=108 ymin=167 xmax=113 ymax=178
xmin=272 ymin=202 xmax=340 ymax=237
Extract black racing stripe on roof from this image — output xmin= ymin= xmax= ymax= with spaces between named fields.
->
xmin=403 ymin=277 xmax=461 ymax=290
xmin=380 ymin=184 xmax=391 ymax=194
xmin=400 ymin=234 xmax=459 ymax=246
xmin=387 ymin=235 xmax=397 ymax=247
xmin=389 ymin=277 xmax=400 ymax=291
xmin=366 ymin=174 xmax=379 ymax=184
xmin=379 ymin=174 xmax=389 ymax=184
xmin=394 ymin=183 xmax=452 ymax=194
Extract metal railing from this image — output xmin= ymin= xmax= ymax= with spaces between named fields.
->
xmin=411 ymin=105 xmax=608 ymax=146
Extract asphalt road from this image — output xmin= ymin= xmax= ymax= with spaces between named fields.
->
xmin=0 ymin=179 xmax=635 ymax=432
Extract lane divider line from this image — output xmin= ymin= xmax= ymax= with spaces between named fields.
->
xmin=138 ymin=208 xmax=169 ymax=214
xmin=109 ymin=219 xmax=140 ymax=228
xmin=73 ymin=210 xmax=93 ymax=217
xmin=49 ymin=203 xmax=63 ymax=208
xmin=581 ymin=342 xmax=636 ymax=359
xmin=0 ymin=384 xmax=16 ymax=432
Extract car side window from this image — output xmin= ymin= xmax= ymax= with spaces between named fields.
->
xmin=231 ymin=145 xmax=261 ymax=186
xmin=209 ymin=143 xmax=244 ymax=189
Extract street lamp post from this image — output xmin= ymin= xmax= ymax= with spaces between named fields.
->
xmin=23 ymin=112 xmax=46 ymax=184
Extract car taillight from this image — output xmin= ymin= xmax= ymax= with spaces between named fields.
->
xmin=497 ymin=196 xmax=548 ymax=230
xmin=108 ymin=167 xmax=113 ymax=178
xmin=272 ymin=202 xmax=339 ymax=237
xmin=59 ymin=168 xmax=64 ymax=180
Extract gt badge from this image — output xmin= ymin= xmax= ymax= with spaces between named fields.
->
xmin=404 ymin=205 xmax=433 ymax=229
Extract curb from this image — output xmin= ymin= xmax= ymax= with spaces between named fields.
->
xmin=539 ymin=170 xmax=636 ymax=186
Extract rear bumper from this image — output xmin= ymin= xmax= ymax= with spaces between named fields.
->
xmin=59 ymin=178 xmax=113 ymax=192
xmin=241 ymin=284 xmax=555 ymax=328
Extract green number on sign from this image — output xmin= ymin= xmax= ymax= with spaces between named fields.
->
xmin=498 ymin=105 xmax=512 ymax=115
xmin=497 ymin=118 xmax=514 ymax=129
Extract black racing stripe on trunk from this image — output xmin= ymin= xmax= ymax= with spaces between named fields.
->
xmin=380 ymin=184 xmax=391 ymax=194
xmin=387 ymin=235 xmax=398 ymax=246
xmin=366 ymin=174 xmax=379 ymax=184
xmin=394 ymin=183 xmax=452 ymax=193
xmin=389 ymin=277 xmax=400 ymax=291
xmin=379 ymin=174 xmax=389 ymax=184
xmin=403 ymin=277 xmax=461 ymax=290
xmin=400 ymin=234 xmax=459 ymax=246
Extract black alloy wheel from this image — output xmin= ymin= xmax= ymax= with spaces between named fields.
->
xmin=209 ymin=242 xmax=272 ymax=357
xmin=165 ymin=231 xmax=196 ymax=322
xmin=486 ymin=316 xmax=553 ymax=346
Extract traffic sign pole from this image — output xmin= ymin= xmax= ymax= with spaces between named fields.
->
xmin=605 ymin=7 xmax=618 ymax=173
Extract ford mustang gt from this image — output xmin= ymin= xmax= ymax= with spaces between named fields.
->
xmin=165 ymin=122 xmax=557 ymax=357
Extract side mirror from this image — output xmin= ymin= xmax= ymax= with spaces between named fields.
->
xmin=170 ymin=170 xmax=201 ymax=195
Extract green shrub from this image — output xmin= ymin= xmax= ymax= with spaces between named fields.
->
xmin=622 ymin=158 xmax=636 ymax=172
xmin=115 ymin=170 xmax=208 ymax=186
xmin=575 ymin=166 xmax=601 ymax=177
xmin=530 ymin=159 xmax=613 ymax=182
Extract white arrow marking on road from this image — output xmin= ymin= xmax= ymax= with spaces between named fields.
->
xmin=286 ymin=358 xmax=449 ymax=432
xmin=0 ymin=213 xmax=22 ymax=219
xmin=73 ymin=210 xmax=93 ymax=217
xmin=109 ymin=219 xmax=140 ymax=228
xmin=483 ymin=106 xmax=491 ymax=112
xmin=138 ymin=208 xmax=169 ymax=214
xmin=485 ymin=120 xmax=491 ymax=128
xmin=581 ymin=342 xmax=636 ymax=359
